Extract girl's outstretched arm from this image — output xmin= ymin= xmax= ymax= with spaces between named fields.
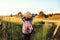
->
xmin=32 ymin=14 xmax=37 ymax=19
xmin=30 ymin=14 xmax=37 ymax=22
xmin=19 ymin=13 xmax=25 ymax=22
xmin=32 ymin=14 xmax=37 ymax=18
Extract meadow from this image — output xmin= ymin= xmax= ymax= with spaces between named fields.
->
xmin=0 ymin=18 xmax=60 ymax=40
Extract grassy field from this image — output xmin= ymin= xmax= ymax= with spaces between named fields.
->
xmin=0 ymin=19 xmax=60 ymax=40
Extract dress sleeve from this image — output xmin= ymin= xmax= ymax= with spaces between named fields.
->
xmin=32 ymin=14 xmax=37 ymax=19
xmin=32 ymin=14 xmax=37 ymax=17
xmin=30 ymin=14 xmax=37 ymax=22
xmin=19 ymin=13 xmax=25 ymax=22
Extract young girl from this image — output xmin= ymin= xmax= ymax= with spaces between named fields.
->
xmin=19 ymin=12 xmax=37 ymax=40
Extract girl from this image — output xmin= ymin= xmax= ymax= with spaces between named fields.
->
xmin=19 ymin=12 xmax=37 ymax=40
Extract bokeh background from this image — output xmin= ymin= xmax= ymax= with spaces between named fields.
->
xmin=0 ymin=11 xmax=60 ymax=40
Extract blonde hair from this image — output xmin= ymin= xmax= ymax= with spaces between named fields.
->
xmin=24 ymin=12 xmax=32 ymax=18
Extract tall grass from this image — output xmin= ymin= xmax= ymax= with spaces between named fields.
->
xmin=0 ymin=19 xmax=59 ymax=40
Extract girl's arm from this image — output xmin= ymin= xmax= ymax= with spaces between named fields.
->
xmin=32 ymin=14 xmax=37 ymax=19
xmin=30 ymin=14 xmax=37 ymax=22
xmin=19 ymin=13 xmax=25 ymax=22
xmin=32 ymin=14 xmax=37 ymax=18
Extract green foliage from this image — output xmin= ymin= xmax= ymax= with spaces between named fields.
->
xmin=0 ymin=20 xmax=59 ymax=40
xmin=46 ymin=23 xmax=57 ymax=40
xmin=0 ymin=20 xmax=22 ymax=40
xmin=31 ymin=21 xmax=45 ymax=40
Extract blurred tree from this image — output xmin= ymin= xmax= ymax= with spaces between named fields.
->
xmin=48 ymin=14 xmax=52 ymax=17
xmin=39 ymin=11 xmax=44 ymax=15
xmin=10 ymin=13 xmax=13 ymax=17
xmin=38 ymin=11 xmax=48 ymax=18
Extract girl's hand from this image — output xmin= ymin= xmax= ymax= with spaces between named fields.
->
xmin=32 ymin=14 xmax=37 ymax=17
xmin=35 ymin=14 xmax=37 ymax=16
xmin=19 ymin=13 xmax=23 ymax=17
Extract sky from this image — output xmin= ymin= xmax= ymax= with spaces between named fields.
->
xmin=0 ymin=0 xmax=60 ymax=15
